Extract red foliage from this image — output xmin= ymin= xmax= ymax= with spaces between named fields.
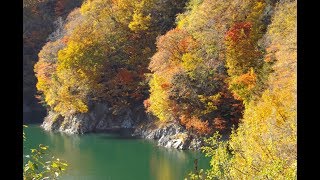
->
xmin=213 ymin=117 xmax=227 ymax=131
xmin=214 ymin=89 xmax=244 ymax=129
xmin=229 ymin=101 xmax=244 ymax=125
xmin=130 ymin=92 xmax=142 ymax=99
xmin=225 ymin=22 xmax=252 ymax=42
xmin=116 ymin=68 xmax=134 ymax=84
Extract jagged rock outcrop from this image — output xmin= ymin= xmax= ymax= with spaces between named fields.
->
xmin=133 ymin=121 xmax=203 ymax=150
xmin=42 ymin=102 xmax=146 ymax=134
xmin=41 ymin=102 xmax=203 ymax=150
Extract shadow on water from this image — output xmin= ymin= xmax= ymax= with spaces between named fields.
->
xmin=23 ymin=110 xmax=47 ymax=124
xmin=92 ymin=128 xmax=141 ymax=140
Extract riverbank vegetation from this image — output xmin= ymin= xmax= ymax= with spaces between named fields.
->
xmin=185 ymin=0 xmax=296 ymax=179
xmin=31 ymin=0 xmax=296 ymax=179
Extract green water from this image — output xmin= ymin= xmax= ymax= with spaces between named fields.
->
xmin=23 ymin=124 xmax=210 ymax=180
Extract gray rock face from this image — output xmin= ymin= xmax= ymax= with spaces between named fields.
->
xmin=41 ymin=102 xmax=203 ymax=150
xmin=133 ymin=121 xmax=203 ymax=150
xmin=42 ymin=111 xmax=64 ymax=132
xmin=41 ymin=102 xmax=146 ymax=134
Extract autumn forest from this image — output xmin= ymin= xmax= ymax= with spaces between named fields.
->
xmin=23 ymin=0 xmax=296 ymax=179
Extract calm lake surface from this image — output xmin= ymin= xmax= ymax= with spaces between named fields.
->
xmin=23 ymin=124 xmax=210 ymax=180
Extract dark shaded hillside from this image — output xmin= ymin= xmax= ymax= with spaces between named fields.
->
xmin=23 ymin=0 xmax=83 ymax=122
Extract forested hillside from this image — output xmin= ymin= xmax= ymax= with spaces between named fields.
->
xmin=184 ymin=0 xmax=297 ymax=179
xmin=145 ymin=0 xmax=273 ymax=134
xmin=34 ymin=0 xmax=187 ymax=116
xmin=31 ymin=0 xmax=296 ymax=178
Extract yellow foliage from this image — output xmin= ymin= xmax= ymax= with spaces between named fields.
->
xmin=181 ymin=53 xmax=202 ymax=73
xmin=127 ymin=0 xmax=153 ymax=32
xmin=229 ymin=87 xmax=296 ymax=179
xmin=36 ymin=0 xmax=170 ymax=116
xmin=148 ymin=74 xmax=174 ymax=121
xmin=202 ymin=0 xmax=297 ymax=179
xmin=198 ymin=93 xmax=221 ymax=115
xmin=228 ymin=1 xmax=297 ymax=177
xmin=128 ymin=12 xmax=151 ymax=32
xmin=267 ymin=0 xmax=297 ymax=94
xmin=228 ymin=68 xmax=257 ymax=103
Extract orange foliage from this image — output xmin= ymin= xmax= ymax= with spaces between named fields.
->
xmin=225 ymin=22 xmax=252 ymax=42
xmin=180 ymin=115 xmax=212 ymax=135
xmin=157 ymin=28 xmax=188 ymax=55
xmin=34 ymin=94 xmax=46 ymax=107
xmin=264 ymin=46 xmax=278 ymax=63
xmin=128 ymin=33 xmax=141 ymax=41
xmin=149 ymin=28 xmax=196 ymax=73
xmin=31 ymin=6 xmax=40 ymax=15
xmin=179 ymin=36 xmax=197 ymax=52
xmin=234 ymin=69 xmax=257 ymax=89
xmin=143 ymin=99 xmax=151 ymax=109
xmin=34 ymin=61 xmax=56 ymax=81
xmin=213 ymin=117 xmax=227 ymax=131
xmin=61 ymin=36 xmax=69 ymax=44
xmin=160 ymin=83 xmax=170 ymax=90
xmin=170 ymin=101 xmax=180 ymax=116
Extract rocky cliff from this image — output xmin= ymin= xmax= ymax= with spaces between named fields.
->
xmin=133 ymin=121 xmax=203 ymax=150
xmin=42 ymin=102 xmax=146 ymax=134
xmin=41 ymin=102 xmax=203 ymax=150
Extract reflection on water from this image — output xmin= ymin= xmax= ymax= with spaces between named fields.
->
xmin=23 ymin=125 xmax=210 ymax=180
xmin=149 ymin=147 xmax=206 ymax=180
xmin=150 ymin=148 xmax=183 ymax=180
